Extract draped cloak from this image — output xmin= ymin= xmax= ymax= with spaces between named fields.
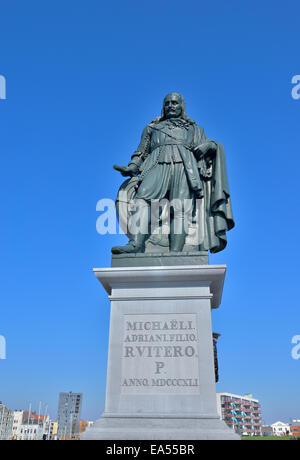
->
xmin=117 ymin=118 xmax=234 ymax=253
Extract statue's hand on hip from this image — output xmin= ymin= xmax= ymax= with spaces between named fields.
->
xmin=113 ymin=164 xmax=139 ymax=177
xmin=194 ymin=142 xmax=216 ymax=160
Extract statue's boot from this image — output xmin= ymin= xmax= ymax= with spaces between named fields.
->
xmin=111 ymin=233 xmax=147 ymax=254
xmin=170 ymin=233 xmax=186 ymax=252
xmin=112 ymin=198 xmax=150 ymax=255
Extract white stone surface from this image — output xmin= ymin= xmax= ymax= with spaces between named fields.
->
xmin=81 ymin=265 xmax=239 ymax=440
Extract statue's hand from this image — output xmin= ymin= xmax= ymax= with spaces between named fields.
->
xmin=113 ymin=164 xmax=139 ymax=177
xmin=195 ymin=142 xmax=216 ymax=160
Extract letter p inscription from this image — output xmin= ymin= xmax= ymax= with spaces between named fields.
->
xmin=155 ymin=362 xmax=165 ymax=374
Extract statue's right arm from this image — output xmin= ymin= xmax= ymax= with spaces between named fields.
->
xmin=128 ymin=125 xmax=151 ymax=171
xmin=113 ymin=125 xmax=151 ymax=177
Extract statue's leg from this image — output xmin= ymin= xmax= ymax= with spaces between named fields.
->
xmin=169 ymin=164 xmax=193 ymax=252
xmin=112 ymin=164 xmax=169 ymax=254
xmin=170 ymin=202 xmax=187 ymax=252
xmin=111 ymin=199 xmax=150 ymax=254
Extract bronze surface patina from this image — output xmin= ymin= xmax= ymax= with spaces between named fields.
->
xmin=112 ymin=93 xmax=234 ymax=266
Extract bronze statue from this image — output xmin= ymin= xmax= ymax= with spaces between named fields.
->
xmin=112 ymin=93 xmax=234 ymax=256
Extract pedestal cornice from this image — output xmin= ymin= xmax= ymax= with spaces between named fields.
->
xmin=93 ymin=264 xmax=226 ymax=308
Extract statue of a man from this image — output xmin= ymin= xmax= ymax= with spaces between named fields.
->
xmin=112 ymin=92 xmax=234 ymax=255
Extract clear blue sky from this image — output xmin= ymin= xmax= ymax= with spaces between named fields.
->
xmin=0 ymin=0 xmax=299 ymax=424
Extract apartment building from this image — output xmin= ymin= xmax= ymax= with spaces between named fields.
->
xmin=57 ymin=392 xmax=82 ymax=439
xmin=0 ymin=402 xmax=14 ymax=440
xmin=217 ymin=392 xmax=262 ymax=436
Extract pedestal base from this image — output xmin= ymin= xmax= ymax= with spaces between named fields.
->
xmin=81 ymin=415 xmax=239 ymax=440
xmin=82 ymin=265 xmax=240 ymax=441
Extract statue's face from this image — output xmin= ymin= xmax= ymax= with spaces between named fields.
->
xmin=163 ymin=94 xmax=182 ymax=118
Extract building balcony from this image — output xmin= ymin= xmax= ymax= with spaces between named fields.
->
xmin=222 ymin=398 xmax=233 ymax=403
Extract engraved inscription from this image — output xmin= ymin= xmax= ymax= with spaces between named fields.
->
xmin=121 ymin=314 xmax=200 ymax=394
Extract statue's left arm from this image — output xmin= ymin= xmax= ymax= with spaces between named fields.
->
xmin=193 ymin=126 xmax=217 ymax=160
xmin=193 ymin=125 xmax=235 ymax=253
xmin=192 ymin=126 xmax=217 ymax=178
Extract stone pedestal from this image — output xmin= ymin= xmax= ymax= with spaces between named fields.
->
xmin=81 ymin=265 xmax=239 ymax=440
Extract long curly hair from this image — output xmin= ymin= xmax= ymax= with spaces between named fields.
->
xmin=150 ymin=92 xmax=195 ymax=125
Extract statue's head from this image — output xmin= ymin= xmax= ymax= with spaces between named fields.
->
xmin=161 ymin=92 xmax=187 ymax=120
